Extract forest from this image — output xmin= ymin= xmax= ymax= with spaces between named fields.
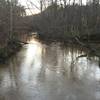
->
xmin=32 ymin=0 xmax=100 ymax=42
xmin=0 ymin=0 xmax=100 ymax=44
xmin=0 ymin=0 xmax=27 ymax=62
xmin=0 ymin=0 xmax=100 ymax=61
xmin=0 ymin=1 xmax=100 ymax=100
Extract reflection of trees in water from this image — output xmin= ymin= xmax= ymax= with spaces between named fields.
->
xmin=62 ymin=44 xmax=84 ymax=79
xmin=41 ymin=44 xmax=85 ymax=79
xmin=0 ymin=56 xmax=20 ymax=98
xmin=40 ymin=43 xmax=100 ymax=81
xmin=8 ymin=56 xmax=19 ymax=89
xmin=0 ymin=66 xmax=5 ymax=85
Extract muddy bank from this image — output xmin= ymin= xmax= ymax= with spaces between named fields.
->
xmin=37 ymin=32 xmax=100 ymax=43
xmin=0 ymin=40 xmax=22 ymax=63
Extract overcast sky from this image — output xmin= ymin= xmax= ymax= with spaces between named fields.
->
xmin=19 ymin=0 xmax=87 ymax=15
xmin=19 ymin=0 xmax=40 ymax=15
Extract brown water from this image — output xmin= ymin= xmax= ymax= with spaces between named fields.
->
xmin=0 ymin=38 xmax=100 ymax=100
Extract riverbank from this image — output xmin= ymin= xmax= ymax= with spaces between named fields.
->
xmin=37 ymin=33 xmax=100 ymax=59
xmin=37 ymin=33 xmax=74 ymax=43
xmin=37 ymin=32 xmax=100 ymax=44
xmin=0 ymin=40 xmax=22 ymax=63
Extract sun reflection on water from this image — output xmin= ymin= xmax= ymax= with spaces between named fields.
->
xmin=0 ymin=38 xmax=100 ymax=100
xmin=20 ymin=38 xmax=42 ymax=83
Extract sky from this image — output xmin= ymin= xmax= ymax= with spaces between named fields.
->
xmin=19 ymin=0 xmax=40 ymax=15
xmin=19 ymin=0 xmax=87 ymax=15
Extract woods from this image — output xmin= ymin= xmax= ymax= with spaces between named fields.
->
xmin=0 ymin=0 xmax=26 ymax=47
xmin=32 ymin=0 xmax=100 ymax=41
xmin=0 ymin=0 xmax=28 ymax=62
xmin=1 ymin=0 xmax=100 ymax=45
xmin=0 ymin=0 xmax=100 ymax=61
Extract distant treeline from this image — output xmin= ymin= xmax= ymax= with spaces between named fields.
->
xmin=32 ymin=0 xmax=100 ymax=41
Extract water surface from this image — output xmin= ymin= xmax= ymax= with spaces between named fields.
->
xmin=0 ymin=38 xmax=100 ymax=100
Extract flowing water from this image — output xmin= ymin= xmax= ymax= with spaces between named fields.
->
xmin=0 ymin=38 xmax=100 ymax=100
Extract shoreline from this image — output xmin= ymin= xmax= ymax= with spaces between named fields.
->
xmin=0 ymin=40 xmax=22 ymax=63
xmin=38 ymin=34 xmax=100 ymax=44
